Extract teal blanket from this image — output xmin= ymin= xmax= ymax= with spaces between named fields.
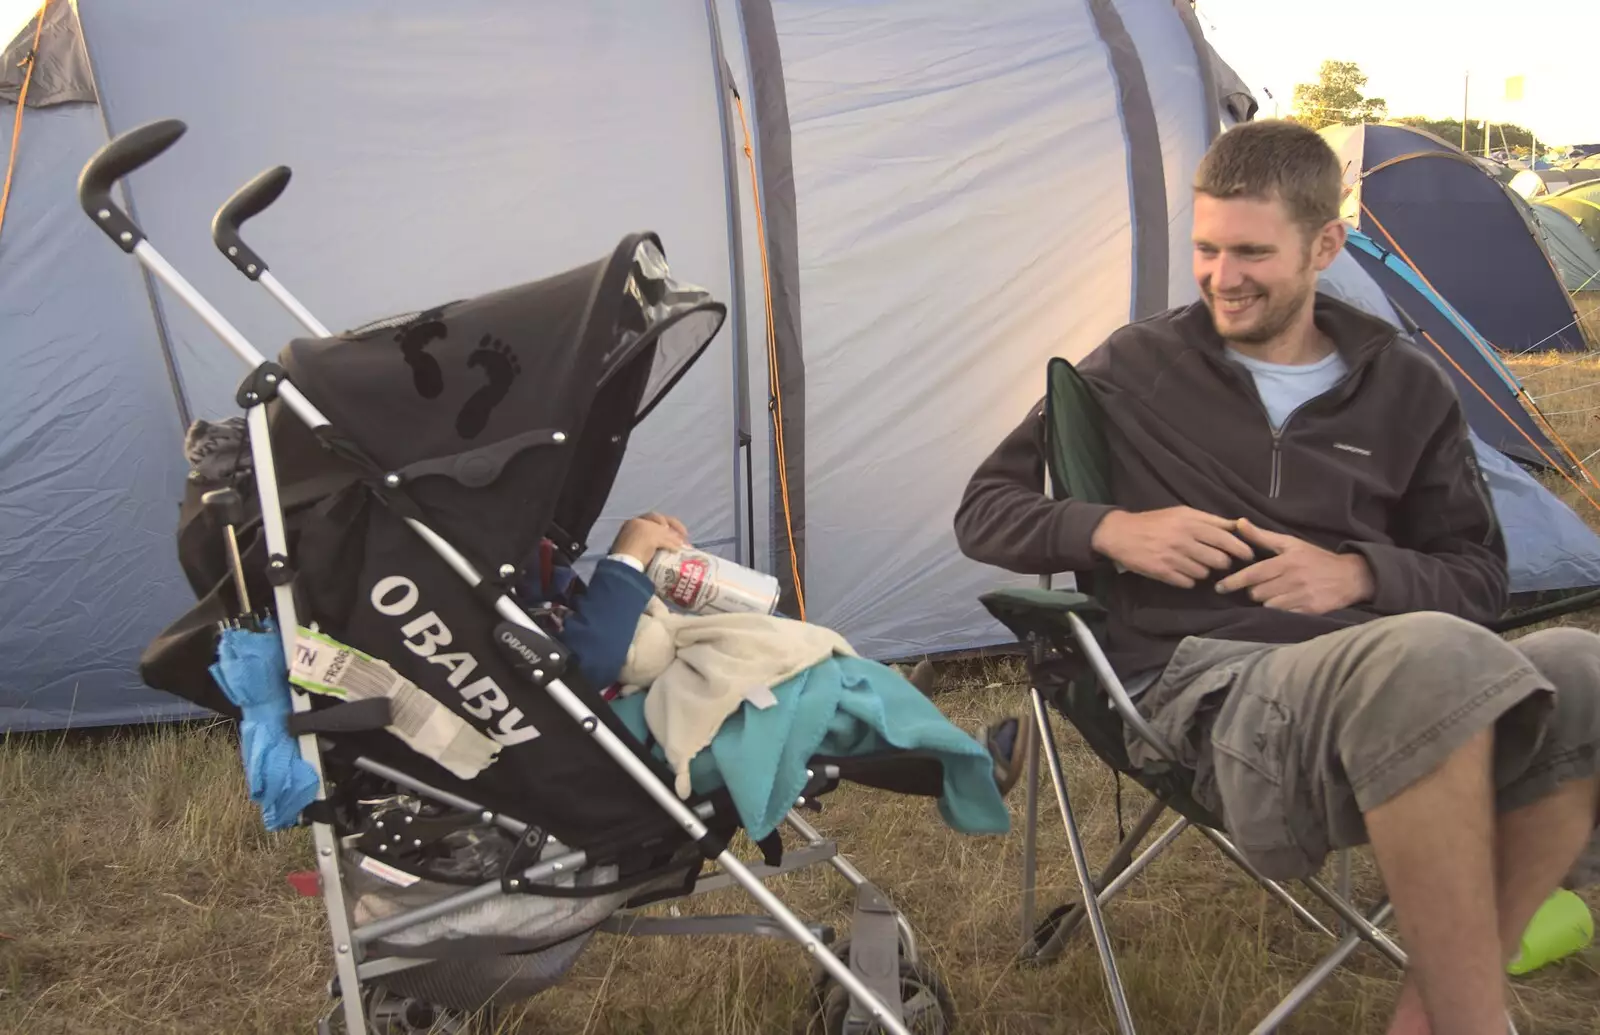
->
xmin=608 ymin=655 xmax=1010 ymax=842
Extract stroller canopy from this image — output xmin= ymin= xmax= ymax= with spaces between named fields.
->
xmin=281 ymin=234 xmax=726 ymax=571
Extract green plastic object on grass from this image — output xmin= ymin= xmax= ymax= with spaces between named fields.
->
xmin=1507 ymin=889 xmax=1593 ymax=976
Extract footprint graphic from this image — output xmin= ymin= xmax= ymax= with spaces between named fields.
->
xmin=394 ymin=307 xmax=449 ymax=399
xmin=456 ymin=334 xmax=520 ymax=439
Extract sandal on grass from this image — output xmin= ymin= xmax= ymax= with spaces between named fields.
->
xmin=981 ymin=715 xmax=1036 ymax=796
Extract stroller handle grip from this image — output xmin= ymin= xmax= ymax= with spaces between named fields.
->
xmin=77 ymin=118 xmax=187 ymax=253
xmin=212 ymin=165 xmax=291 ymax=280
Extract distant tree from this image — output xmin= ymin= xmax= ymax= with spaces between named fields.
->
xmin=1389 ymin=116 xmax=1535 ymax=155
xmin=1292 ymin=60 xmax=1388 ymax=129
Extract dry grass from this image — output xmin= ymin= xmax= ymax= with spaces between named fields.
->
xmin=1574 ymin=292 xmax=1600 ymax=350
xmin=8 ymin=356 xmax=1600 ymax=1034
xmin=1511 ymin=351 xmax=1600 ymax=518
xmin=5 ymin=689 xmax=1599 ymax=1035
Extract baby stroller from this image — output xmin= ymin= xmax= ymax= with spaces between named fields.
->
xmin=85 ymin=119 xmax=956 ymax=1035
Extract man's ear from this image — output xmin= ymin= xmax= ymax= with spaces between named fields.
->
xmin=1311 ymin=218 xmax=1347 ymax=272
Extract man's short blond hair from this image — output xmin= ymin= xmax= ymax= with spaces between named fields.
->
xmin=1193 ymin=119 xmax=1344 ymax=237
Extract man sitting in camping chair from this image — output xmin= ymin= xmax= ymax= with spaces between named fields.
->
xmin=955 ymin=119 xmax=1600 ymax=1035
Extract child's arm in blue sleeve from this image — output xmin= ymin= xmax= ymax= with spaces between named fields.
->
xmin=559 ymin=558 xmax=655 ymax=689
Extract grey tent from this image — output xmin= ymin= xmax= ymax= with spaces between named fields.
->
xmin=4 ymin=1 xmax=755 ymax=728
xmin=6 ymin=1 xmax=1600 ymax=731
xmin=1524 ymin=200 xmax=1600 ymax=294
xmin=0 ymin=0 xmax=1249 ymax=729
xmin=1510 ymin=166 xmax=1600 ymax=200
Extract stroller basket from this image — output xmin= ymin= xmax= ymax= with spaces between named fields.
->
xmin=85 ymin=118 xmax=949 ymax=1035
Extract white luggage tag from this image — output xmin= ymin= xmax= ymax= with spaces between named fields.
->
xmin=290 ymin=627 xmax=501 ymax=779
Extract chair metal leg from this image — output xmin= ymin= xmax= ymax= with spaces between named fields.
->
xmin=1020 ymin=725 xmax=1041 ymax=946
xmin=1030 ymin=814 xmax=1190 ymax=964
xmin=1024 ymin=561 xmax=1052 ymax=942
xmin=1195 ymin=826 xmax=1337 ymax=941
xmin=1252 ymin=890 xmax=1519 ymax=1035
xmin=1030 ymin=688 xmax=1138 ymax=1035
xmin=1089 ymin=798 xmax=1169 ymax=898
xmin=1097 ymin=816 xmax=1188 ymax=902
xmin=1029 ymin=801 xmax=1174 ymax=962
xmin=1247 ymin=901 xmax=1396 ymax=1035
xmin=1299 ymin=875 xmax=1407 ymax=968
xmin=1336 ymin=848 xmax=1353 ymax=937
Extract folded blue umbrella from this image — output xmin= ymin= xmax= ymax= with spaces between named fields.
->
xmin=208 ymin=618 xmax=320 ymax=831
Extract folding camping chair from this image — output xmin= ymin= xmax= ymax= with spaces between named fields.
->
xmin=977 ymin=356 xmax=1600 ymax=1034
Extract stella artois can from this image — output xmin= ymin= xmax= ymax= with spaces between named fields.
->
xmin=646 ymin=548 xmax=781 ymax=615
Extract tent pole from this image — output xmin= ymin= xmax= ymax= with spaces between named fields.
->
xmin=704 ymin=0 xmax=754 ymax=568
xmin=729 ymin=0 xmax=779 ymax=588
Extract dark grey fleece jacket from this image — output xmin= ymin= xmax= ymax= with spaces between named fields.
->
xmin=954 ymin=294 xmax=1509 ymax=677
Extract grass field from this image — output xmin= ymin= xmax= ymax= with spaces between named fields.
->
xmin=1573 ymin=292 xmax=1599 ymax=351
xmin=6 ymin=353 xmax=1600 ymax=1034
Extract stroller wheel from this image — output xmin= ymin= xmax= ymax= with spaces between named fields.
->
xmin=358 ymin=986 xmax=499 ymax=1035
xmin=804 ymin=939 xmax=955 ymax=1035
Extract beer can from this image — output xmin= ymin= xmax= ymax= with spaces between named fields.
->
xmin=646 ymin=548 xmax=781 ymax=615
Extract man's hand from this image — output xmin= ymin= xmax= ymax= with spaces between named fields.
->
xmin=1090 ymin=507 xmax=1255 ymax=589
xmin=1214 ymin=518 xmax=1374 ymax=614
xmin=611 ymin=512 xmax=690 ymax=566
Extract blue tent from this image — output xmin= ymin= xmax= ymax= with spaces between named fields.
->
xmin=1319 ymin=244 xmax=1600 ymax=599
xmin=1323 ymin=123 xmax=1586 ymax=353
xmin=1342 ymin=229 xmax=1564 ymax=471
xmin=1 ymin=2 xmax=204 ymax=731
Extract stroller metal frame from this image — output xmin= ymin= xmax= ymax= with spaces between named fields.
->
xmin=82 ymin=119 xmax=928 ymax=1035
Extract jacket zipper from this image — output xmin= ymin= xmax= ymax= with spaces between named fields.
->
xmin=1249 ymin=377 xmax=1356 ymax=499
xmin=1270 ymin=431 xmax=1282 ymax=497
xmin=1208 ymin=325 xmax=1391 ymax=499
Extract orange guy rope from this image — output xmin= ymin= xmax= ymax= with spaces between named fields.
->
xmin=0 ymin=2 xmax=47 ymax=245
xmin=1417 ymin=323 xmax=1600 ymax=514
xmin=1359 ymin=201 xmax=1600 ymax=487
xmin=733 ymin=91 xmax=806 ymax=619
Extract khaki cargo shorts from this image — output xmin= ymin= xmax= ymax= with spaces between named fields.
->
xmin=1127 ymin=612 xmax=1600 ymax=884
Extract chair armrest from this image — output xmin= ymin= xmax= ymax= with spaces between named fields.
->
xmin=979 ymin=587 xmax=1104 ymax=640
xmin=979 ymin=587 xmax=1176 ymax=764
xmin=979 ymin=587 xmax=1104 ymax=614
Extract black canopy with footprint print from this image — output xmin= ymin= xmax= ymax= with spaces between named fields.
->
xmin=277 ymin=233 xmax=725 ymax=569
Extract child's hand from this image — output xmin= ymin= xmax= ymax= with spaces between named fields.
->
xmin=611 ymin=513 xmax=690 ymax=565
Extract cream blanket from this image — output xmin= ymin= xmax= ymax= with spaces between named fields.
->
xmin=618 ymin=597 xmax=855 ymax=796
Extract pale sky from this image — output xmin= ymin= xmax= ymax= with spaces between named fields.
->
xmin=1 ymin=1 xmax=34 ymax=49
xmin=1197 ymin=0 xmax=1598 ymax=145
xmin=5 ymin=1 xmax=1595 ymax=144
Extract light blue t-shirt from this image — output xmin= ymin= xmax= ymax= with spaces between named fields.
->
xmin=1226 ymin=347 xmax=1349 ymax=430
